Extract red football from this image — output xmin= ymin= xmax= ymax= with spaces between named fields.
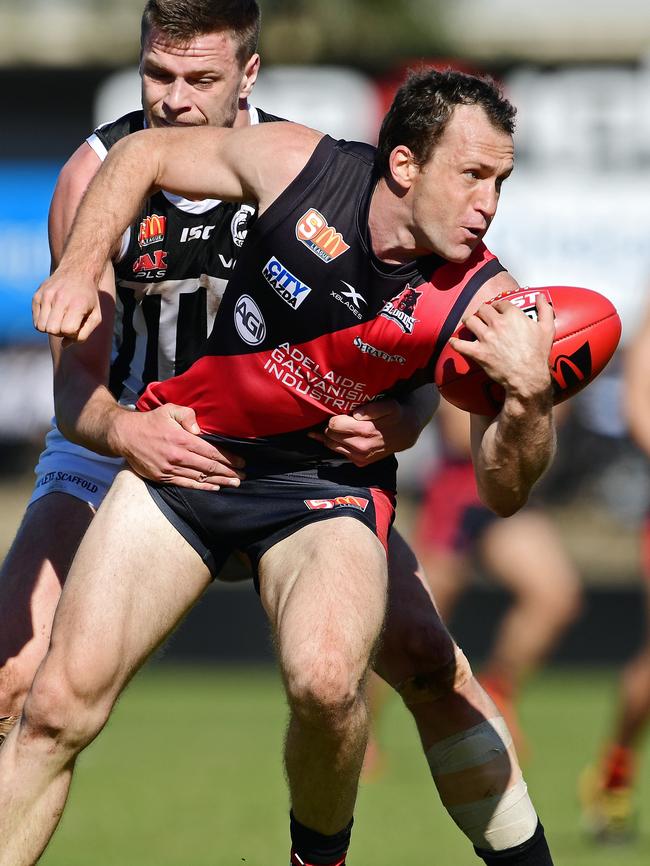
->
xmin=434 ymin=286 xmax=622 ymax=415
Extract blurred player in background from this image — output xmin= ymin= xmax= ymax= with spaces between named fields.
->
xmin=414 ymin=400 xmax=581 ymax=751
xmin=580 ymin=307 xmax=650 ymax=841
xmin=364 ymin=399 xmax=581 ymax=773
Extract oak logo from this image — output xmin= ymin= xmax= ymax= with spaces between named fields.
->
xmin=132 ymin=249 xmax=168 ymax=278
xmin=137 ymin=214 xmax=166 ymax=247
xmin=296 ymin=208 xmax=349 ymax=262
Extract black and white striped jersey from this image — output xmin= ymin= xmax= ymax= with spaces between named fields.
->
xmin=86 ymin=106 xmax=280 ymax=405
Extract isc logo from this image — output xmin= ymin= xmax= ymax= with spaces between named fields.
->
xmin=262 ymin=257 xmax=312 ymax=309
xmin=296 ymin=208 xmax=350 ymax=263
xmin=180 ymin=225 xmax=215 ymax=243
xmin=234 ymin=295 xmax=266 ymax=345
xmin=304 ymin=496 xmax=369 ymax=512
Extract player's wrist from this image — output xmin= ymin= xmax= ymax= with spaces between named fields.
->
xmin=106 ymin=405 xmax=137 ymax=458
xmin=502 ymin=369 xmax=553 ymax=411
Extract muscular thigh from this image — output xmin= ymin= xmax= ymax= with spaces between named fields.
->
xmin=375 ymin=528 xmax=457 ymax=686
xmin=44 ymin=470 xmax=213 ymax=699
xmin=259 ymin=517 xmax=388 ymax=679
xmin=0 ymin=493 xmax=94 ymax=662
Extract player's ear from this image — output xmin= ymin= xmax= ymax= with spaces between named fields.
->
xmin=240 ymin=53 xmax=260 ymax=98
xmin=389 ymin=145 xmax=418 ymax=191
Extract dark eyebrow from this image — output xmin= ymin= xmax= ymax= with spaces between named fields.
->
xmin=143 ymin=59 xmax=219 ymax=78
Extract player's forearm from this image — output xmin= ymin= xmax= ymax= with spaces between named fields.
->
xmin=55 ymin=372 xmax=129 ymax=458
xmin=473 ymin=390 xmax=556 ymax=516
xmin=58 ymin=132 xmax=158 ymax=281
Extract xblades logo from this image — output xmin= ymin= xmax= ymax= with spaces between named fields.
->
xmin=340 ymin=281 xmax=366 ymax=309
xmin=330 ymin=280 xmax=367 ymax=320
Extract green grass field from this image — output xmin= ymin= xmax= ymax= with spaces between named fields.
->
xmin=39 ymin=665 xmax=649 ymax=866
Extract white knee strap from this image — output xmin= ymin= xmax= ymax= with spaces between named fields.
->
xmin=426 ymin=717 xmax=538 ymax=851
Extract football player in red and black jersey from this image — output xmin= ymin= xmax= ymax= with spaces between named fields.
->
xmin=8 ymin=66 xmax=558 ymax=866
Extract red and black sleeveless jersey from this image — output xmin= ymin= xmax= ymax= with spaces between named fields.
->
xmin=87 ymin=107 xmax=280 ymax=405
xmin=138 ymin=135 xmax=504 ymax=473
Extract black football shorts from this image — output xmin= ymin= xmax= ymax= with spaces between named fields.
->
xmin=145 ymin=467 xmax=396 ymax=586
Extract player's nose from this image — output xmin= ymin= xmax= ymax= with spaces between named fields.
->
xmin=475 ymin=183 xmax=499 ymax=221
xmin=163 ymin=79 xmax=192 ymax=113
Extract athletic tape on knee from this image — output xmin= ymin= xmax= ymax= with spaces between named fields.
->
xmin=445 ymin=777 xmax=538 ymax=851
xmin=397 ymin=645 xmax=473 ymax=706
xmin=426 ymin=716 xmax=512 ymax=774
xmin=426 ymin=716 xmax=537 ymax=850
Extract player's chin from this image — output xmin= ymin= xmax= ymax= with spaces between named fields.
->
xmin=442 ymin=242 xmax=476 ymax=264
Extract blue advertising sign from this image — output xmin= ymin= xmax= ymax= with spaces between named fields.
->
xmin=0 ymin=162 xmax=60 ymax=344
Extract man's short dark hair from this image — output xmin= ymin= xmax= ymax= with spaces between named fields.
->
xmin=376 ymin=68 xmax=516 ymax=177
xmin=141 ymin=0 xmax=261 ymax=65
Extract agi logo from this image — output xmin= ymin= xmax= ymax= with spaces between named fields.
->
xmin=234 ymin=295 xmax=266 ymax=345
xmin=138 ymin=214 xmax=166 ymax=247
xmin=296 ymin=208 xmax=349 ymax=263
xmin=304 ymin=496 xmax=369 ymax=512
xmin=263 ymin=257 xmax=312 ymax=309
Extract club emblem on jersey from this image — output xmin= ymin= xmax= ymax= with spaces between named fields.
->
xmin=137 ymin=214 xmax=166 ymax=247
xmin=234 ymin=294 xmax=266 ymax=345
xmin=379 ymin=284 xmax=422 ymax=334
xmin=263 ymin=257 xmax=312 ymax=309
xmin=231 ymin=204 xmax=256 ymax=248
xmin=296 ymin=208 xmax=350 ymax=263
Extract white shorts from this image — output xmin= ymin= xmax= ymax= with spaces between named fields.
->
xmin=28 ymin=421 xmax=125 ymax=511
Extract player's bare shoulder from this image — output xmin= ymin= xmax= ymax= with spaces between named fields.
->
xmin=49 ymin=141 xmax=104 ymax=263
xmin=243 ymin=121 xmax=324 ymax=212
xmin=50 ymin=142 xmax=103 ymax=219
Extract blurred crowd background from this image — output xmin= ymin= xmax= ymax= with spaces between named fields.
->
xmin=2 ymin=0 xmax=650 ymax=664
